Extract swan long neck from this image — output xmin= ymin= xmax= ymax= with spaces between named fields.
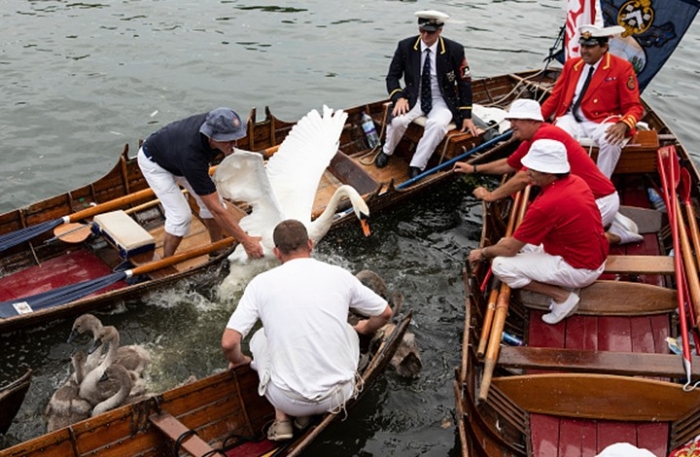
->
xmin=309 ymin=185 xmax=365 ymax=241
xmin=91 ymin=367 xmax=132 ymax=417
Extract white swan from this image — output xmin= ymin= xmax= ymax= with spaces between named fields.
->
xmin=213 ymin=106 xmax=370 ymax=268
xmin=91 ymin=364 xmax=133 ymax=416
xmin=45 ymin=351 xmax=93 ymax=431
xmin=69 ymin=314 xmax=151 ymax=377
xmin=79 ymin=326 xmax=147 ymax=405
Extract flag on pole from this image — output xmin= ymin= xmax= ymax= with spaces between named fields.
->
xmin=564 ymin=0 xmax=700 ymax=93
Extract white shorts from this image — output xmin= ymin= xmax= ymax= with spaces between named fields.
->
xmin=137 ymin=147 xmax=215 ymax=237
xmin=492 ymin=244 xmax=605 ymax=290
xmin=249 ymin=328 xmax=357 ymax=417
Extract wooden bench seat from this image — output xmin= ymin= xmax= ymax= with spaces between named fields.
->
xmin=149 ymin=412 xmax=222 ymax=456
xmin=604 ymin=255 xmax=674 ymax=275
xmin=520 ymin=280 xmax=676 ymax=316
xmin=498 ymin=346 xmax=700 ymax=378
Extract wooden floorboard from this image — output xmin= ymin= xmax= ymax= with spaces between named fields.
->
xmin=525 ymin=179 xmax=670 ymax=457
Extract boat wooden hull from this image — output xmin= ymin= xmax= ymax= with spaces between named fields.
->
xmin=0 ymin=313 xmax=411 ymax=457
xmin=455 ymin=72 xmax=700 ymax=456
xmin=0 ymin=71 xmax=552 ymax=333
xmin=0 ymin=370 xmax=31 ymax=435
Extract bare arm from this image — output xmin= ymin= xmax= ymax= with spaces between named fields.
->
xmin=473 ymin=170 xmax=531 ymax=202
xmin=353 ymin=305 xmax=393 ymax=335
xmin=221 ymin=328 xmax=251 ymax=369
xmin=453 ymin=158 xmax=514 ymax=176
xmin=468 ymin=236 xmax=525 ymax=264
xmin=199 ymin=191 xmax=263 ymax=258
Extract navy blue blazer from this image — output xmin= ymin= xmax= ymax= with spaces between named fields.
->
xmin=386 ymin=35 xmax=473 ymax=123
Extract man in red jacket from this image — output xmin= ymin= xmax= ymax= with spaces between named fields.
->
xmin=540 ymin=25 xmax=644 ymax=178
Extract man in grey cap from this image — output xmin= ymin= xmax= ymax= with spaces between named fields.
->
xmin=541 ymin=24 xmax=644 ymax=177
xmin=138 ymin=108 xmax=263 ymax=258
xmin=469 ymin=139 xmax=608 ymax=325
xmin=376 ymin=10 xmax=479 ymax=179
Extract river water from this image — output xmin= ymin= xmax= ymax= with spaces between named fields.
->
xmin=1 ymin=1 xmax=699 ymax=455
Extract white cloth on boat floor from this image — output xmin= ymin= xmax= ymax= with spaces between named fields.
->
xmin=595 ymin=442 xmax=656 ymax=457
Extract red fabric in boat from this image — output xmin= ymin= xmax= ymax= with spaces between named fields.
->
xmin=224 ymin=439 xmax=278 ymax=457
xmin=0 ymin=249 xmax=127 ymax=301
xmin=528 ymin=176 xmax=670 ymax=457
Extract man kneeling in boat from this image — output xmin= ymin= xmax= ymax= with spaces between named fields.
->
xmin=468 ymin=139 xmax=608 ymax=324
xmin=221 ymin=219 xmax=392 ymax=441
xmin=454 ymin=98 xmax=642 ymax=245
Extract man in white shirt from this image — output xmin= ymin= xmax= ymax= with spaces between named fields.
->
xmin=221 ymin=219 xmax=392 ymax=441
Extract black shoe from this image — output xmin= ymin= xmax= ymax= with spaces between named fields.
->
xmin=409 ymin=167 xmax=421 ymax=179
xmin=375 ymin=152 xmax=389 ymax=168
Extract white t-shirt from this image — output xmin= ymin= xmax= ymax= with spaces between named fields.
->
xmin=226 ymin=258 xmax=388 ymax=400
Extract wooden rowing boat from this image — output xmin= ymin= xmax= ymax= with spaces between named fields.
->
xmin=0 ymin=370 xmax=31 ymax=436
xmin=0 ymin=312 xmax=411 ymax=457
xmin=454 ymin=71 xmax=700 ymax=455
xmin=0 ymin=72 xmax=527 ymax=333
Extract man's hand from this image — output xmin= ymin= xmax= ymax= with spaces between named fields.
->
xmin=392 ymin=98 xmax=410 ymax=117
xmin=468 ymin=248 xmax=486 ymax=264
xmin=473 ymin=186 xmax=494 ymax=202
xmin=605 ymin=122 xmax=629 ymax=145
xmin=461 ymin=118 xmax=481 ymax=137
xmin=453 ymin=161 xmax=474 ymax=174
xmin=228 ymin=355 xmax=252 ymax=369
xmin=242 ymin=235 xmax=264 ymax=259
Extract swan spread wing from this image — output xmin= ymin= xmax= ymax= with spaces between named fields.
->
xmin=265 ymin=105 xmax=348 ymax=222
xmin=212 ymin=151 xmax=284 ymax=247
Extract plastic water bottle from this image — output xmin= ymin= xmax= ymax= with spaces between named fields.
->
xmin=361 ymin=111 xmax=380 ymax=149
xmin=647 ymin=188 xmax=667 ymax=212
xmin=501 ymin=332 xmax=524 ymax=346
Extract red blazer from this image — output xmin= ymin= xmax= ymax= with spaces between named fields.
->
xmin=541 ymin=53 xmax=644 ymax=133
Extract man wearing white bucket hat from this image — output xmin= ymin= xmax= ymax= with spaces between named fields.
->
xmin=468 ymin=139 xmax=608 ymax=324
xmin=541 ymin=25 xmax=644 ymax=178
xmin=376 ymin=10 xmax=479 ymax=179
xmin=454 ymin=98 xmax=643 ymax=245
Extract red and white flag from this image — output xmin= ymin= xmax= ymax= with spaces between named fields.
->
xmin=565 ymin=0 xmax=603 ymax=59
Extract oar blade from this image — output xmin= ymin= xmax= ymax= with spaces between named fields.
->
xmin=0 ymin=271 xmax=126 ymax=318
xmin=0 ymin=218 xmax=63 ymax=252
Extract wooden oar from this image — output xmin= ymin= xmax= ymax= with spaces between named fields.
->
xmin=0 ymin=187 xmax=158 ymax=252
xmin=47 ymin=189 xmax=190 ymax=244
xmin=0 ymin=237 xmax=236 ymax=319
xmin=475 ymin=190 xmax=524 ymax=357
xmin=657 ymin=146 xmax=693 ymax=385
xmin=395 ymin=130 xmax=513 ymax=190
xmin=680 ymin=168 xmax=700 ymax=278
xmin=479 ymin=185 xmax=531 ymax=401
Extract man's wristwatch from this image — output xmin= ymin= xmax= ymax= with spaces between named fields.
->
xmin=473 ymin=164 xmax=478 ymax=173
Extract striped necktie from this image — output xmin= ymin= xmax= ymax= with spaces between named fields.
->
xmin=421 ymin=49 xmax=432 ymax=114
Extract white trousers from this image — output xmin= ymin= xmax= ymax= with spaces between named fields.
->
xmin=249 ymin=328 xmax=356 ymax=417
xmin=137 ymin=147 xmax=214 ymax=237
xmin=555 ymin=113 xmax=622 ymax=178
xmin=492 ymin=244 xmax=605 ymax=290
xmin=596 ymin=192 xmax=620 ymax=228
xmin=382 ymin=98 xmax=453 ymax=170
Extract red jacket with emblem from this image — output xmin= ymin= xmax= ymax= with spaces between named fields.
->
xmin=541 ymin=53 xmax=644 ymax=132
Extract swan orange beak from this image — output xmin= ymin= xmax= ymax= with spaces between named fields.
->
xmin=360 ymin=219 xmax=371 ymax=237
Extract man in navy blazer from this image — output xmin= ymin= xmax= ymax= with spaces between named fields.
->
xmin=376 ymin=10 xmax=479 ymax=178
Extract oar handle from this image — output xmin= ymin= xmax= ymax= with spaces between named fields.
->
xmin=65 ymin=188 xmax=155 ymax=223
xmin=128 ymin=237 xmax=237 ymax=276
xmin=396 ymin=130 xmax=514 ymax=190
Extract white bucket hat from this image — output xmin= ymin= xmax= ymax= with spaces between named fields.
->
xmin=521 ymin=139 xmax=570 ymax=174
xmin=505 ymin=99 xmax=544 ymax=122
